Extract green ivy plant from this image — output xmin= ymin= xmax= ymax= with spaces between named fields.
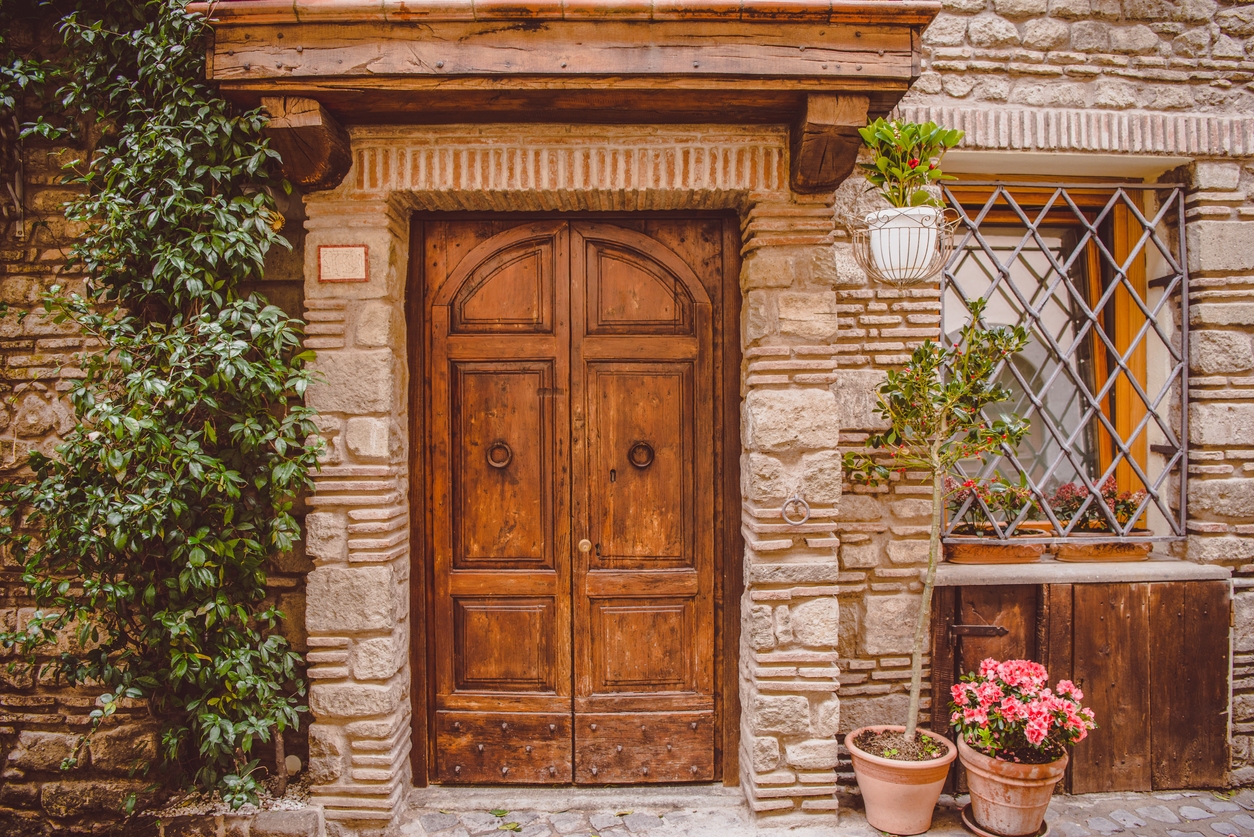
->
xmin=843 ymin=298 xmax=1030 ymax=744
xmin=857 ymin=118 xmax=964 ymax=209
xmin=0 ymin=0 xmax=319 ymax=807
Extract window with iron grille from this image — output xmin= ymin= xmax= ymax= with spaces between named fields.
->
xmin=939 ymin=182 xmax=1188 ymax=547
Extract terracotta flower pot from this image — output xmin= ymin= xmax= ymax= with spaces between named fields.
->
xmin=945 ymin=537 xmax=1045 ymax=564
xmin=845 ymin=725 xmax=957 ymax=835
xmin=957 ymin=735 xmax=1069 ymax=837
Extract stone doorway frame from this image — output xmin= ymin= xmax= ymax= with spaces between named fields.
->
xmin=301 ymin=125 xmax=846 ymax=835
xmin=404 ymin=210 xmax=746 ymax=789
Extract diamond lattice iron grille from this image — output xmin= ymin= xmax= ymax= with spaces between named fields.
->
xmin=939 ymin=182 xmax=1188 ymax=544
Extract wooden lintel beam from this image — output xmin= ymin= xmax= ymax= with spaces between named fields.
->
xmin=261 ymin=96 xmax=352 ymax=192
xmin=789 ymin=93 xmax=870 ymax=195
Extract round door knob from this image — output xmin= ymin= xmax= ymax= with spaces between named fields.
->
xmin=578 ymin=539 xmax=592 ymax=553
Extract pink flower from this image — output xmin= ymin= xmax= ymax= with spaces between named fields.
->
xmin=951 ymin=683 xmax=970 ymax=706
xmin=1025 ymin=719 xmax=1049 ymax=746
xmin=976 ymin=681 xmax=1004 ymax=708
xmin=1056 ymin=679 xmax=1082 ymax=700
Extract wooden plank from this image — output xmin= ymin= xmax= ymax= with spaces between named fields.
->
xmin=211 ymin=22 xmax=916 ymax=82
xmin=956 ymin=585 xmax=1038 ymax=671
xmin=1041 ymin=583 xmax=1074 ymax=793
xmin=408 ymin=219 xmax=430 ymax=785
xmin=930 ymin=586 xmax=956 ymax=736
xmin=1150 ymin=581 xmax=1230 ymax=789
xmin=261 ymin=96 xmax=352 ymax=191
xmin=719 ymin=216 xmax=743 ymax=786
xmin=574 ymin=712 xmax=715 ymax=783
xmin=1071 ymin=583 xmax=1151 ymax=793
xmin=790 ymin=93 xmax=868 ymax=194
xmin=584 ymin=569 xmax=700 ymax=598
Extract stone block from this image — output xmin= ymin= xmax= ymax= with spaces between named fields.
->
xmin=1071 ymin=20 xmax=1111 ymax=51
xmin=1189 ymin=478 xmax=1254 ymax=518
xmin=745 ymin=453 xmax=793 ymax=504
xmin=163 ymin=816 xmax=219 ymax=837
xmin=891 ymin=500 xmax=933 ymax=520
xmin=835 ymin=494 xmax=885 ymax=521
xmin=307 ymin=350 xmax=394 ymax=414
xmin=1188 ymin=223 xmax=1254 ymax=274
xmin=1217 ymin=5 xmax=1254 ymax=36
xmin=1190 ymin=403 xmax=1254 ymax=447
xmin=1023 ymin=18 xmax=1070 ymax=50
xmin=40 ymin=779 xmax=149 ymax=818
xmin=354 ymin=301 xmax=392 ymax=347
xmin=774 ymin=605 xmax=794 ymax=643
xmin=887 ymin=540 xmax=929 ymax=565
xmin=839 ymin=693 xmax=910 ymax=734
xmin=993 ymin=0 xmax=1046 ymax=15
xmin=864 ymin=594 xmax=919 ymax=655
xmin=307 ymin=724 xmax=345 ymax=784
xmin=1188 ymin=535 xmax=1254 ymax=565
xmin=1048 ymin=0 xmax=1090 ymax=17
xmin=968 ymin=13 xmax=1022 ymax=47
xmin=306 ymin=565 xmax=398 ymax=633
xmin=88 ymin=724 xmax=158 ymax=774
xmin=749 ymin=605 xmax=777 ymax=651
xmin=1110 ymin=24 xmax=1161 ymax=53
xmin=944 ymin=0 xmax=989 ymax=11
xmin=1093 ymin=79 xmax=1139 ymax=109
xmin=305 ymin=512 xmax=348 ymax=563
xmin=352 ymin=635 xmax=404 ymax=680
xmin=309 ymin=680 xmax=403 ymax=718
xmin=841 ymin=543 xmax=881 ymax=568
xmin=923 ymin=14 xmax=969 ymax=46
xmin=748 ymin=562 xmax=843 ymax=584
xmin=777 ymin=291 xmax=840 ymax=341
xmin=745 ymin=290 xmax=775 ymax=342
xmin=801 ymin=450 xmax=843 ymax=505
xmin=752 ymin=694 xmax=812 ymax=735
xmin=792 ymin=598 xmax=840 ymax=647
xmin=751 ymin=736 xmax=781 ymax=772
xmin=785 ymin=739 xmax=842 ymax=769
xmin=1172 ymin=27 xmax=1212 ymax=57
xmin=345 ymin=416 xmax=390 ymax=461
xmin=253 ymin=808 xmax=322 ymax=837
xmin=1213 ymin=33 xmax=1247 ymax=58
xmin=743 ymin=248 xmax=799 ymax=290
xmin=744 ymin=388 xmax=840 ymax=453
xmin=7 ymin=731 xmax=78 ymax=771
xmin=1175 ymin=0 xmax=1217 ymax=22
xmin=1191 ymin=331 xmax=1254 ymax=375
xmin=830 ymin=370 xmax=889 ymax=431
xmin=812 ymin=696 xmax=841 ymax=737
xmin=1236 ymin=591 xmax=1254 ymax=652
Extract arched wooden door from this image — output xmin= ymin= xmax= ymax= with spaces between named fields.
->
xmin=418 ymin=217 xmax=732 ymax=785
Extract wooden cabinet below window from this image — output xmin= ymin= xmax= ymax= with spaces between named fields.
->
xmin=931 ymin=580 xmax=1231 ymax=792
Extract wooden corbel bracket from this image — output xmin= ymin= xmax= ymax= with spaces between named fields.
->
xmin=790 ymin=93 xmax=871 ymax=195
xmin=260 ymin=97 xmax=352 ymax=192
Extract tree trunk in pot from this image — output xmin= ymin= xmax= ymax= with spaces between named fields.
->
xmin=846 ymin=725 xmax=957 ymax=835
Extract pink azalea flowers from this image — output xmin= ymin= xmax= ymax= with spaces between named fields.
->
xmin=949 ymin=658 xmax=1097 ymax=763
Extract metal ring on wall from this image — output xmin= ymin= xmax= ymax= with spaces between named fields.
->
xmin=781 ymin=493 xmax=811 ymax=526
xmin=486 ymin=441 xmax=513 ymax=469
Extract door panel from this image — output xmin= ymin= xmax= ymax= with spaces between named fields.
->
xmin=571 ymin=223 xmax=715 ymax=783
xmin=430 ymin=221 xmax=573 ymax=783
xmin=425 ymin=218 xmax=721 ymax=786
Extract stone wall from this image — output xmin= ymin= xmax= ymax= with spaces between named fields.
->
xmin=0 ymin=136 xmax=309 ymax=834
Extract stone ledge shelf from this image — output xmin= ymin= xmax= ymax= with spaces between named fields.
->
xmin=935 ymin=557 xmax=1232 ymax=586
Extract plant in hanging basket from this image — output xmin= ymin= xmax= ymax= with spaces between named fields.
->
xmin=841 ymin=300 xmax=1029 ymax=835
xmin=944 ymin=473 xmax=1046 ymax=564
xmin=950 ymin=659 xmax=1097 ymax=837
xmin=852 ymin=118 xmax=964 ymax=286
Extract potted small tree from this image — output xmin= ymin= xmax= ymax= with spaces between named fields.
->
xmin=842 ymin=299 xmax=1029 ymax=835
xmin=858 ymin=118 xmax=964 ymax=283
xmin=950 ymin=659 xmax=1096 ymax=836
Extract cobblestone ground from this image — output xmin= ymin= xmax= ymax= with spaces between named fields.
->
xmin=395 ymin=787 xmax=1254 ymax=837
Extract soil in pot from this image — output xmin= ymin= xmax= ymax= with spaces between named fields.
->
xmin=846 ymin=725 xmax=957 ymax=836
xmin=853 ymin=728 xmax=947 ymax=761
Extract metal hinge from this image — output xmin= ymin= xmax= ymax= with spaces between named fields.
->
xmin=948 ymin=623 xmax=1009 ymax=646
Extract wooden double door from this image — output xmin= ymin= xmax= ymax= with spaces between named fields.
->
xmin=414 ymin=216 xmax=738 ymax=785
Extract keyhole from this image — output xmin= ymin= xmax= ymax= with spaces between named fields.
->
xmin=610 ymin=468 xmax=616 ymax=483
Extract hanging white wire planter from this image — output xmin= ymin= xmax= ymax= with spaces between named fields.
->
xmin=851 ymin=206 xmax=956 ymax=288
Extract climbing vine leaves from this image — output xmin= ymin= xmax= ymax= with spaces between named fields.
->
xmin=0 ymin=0 xmax=319 ymax=806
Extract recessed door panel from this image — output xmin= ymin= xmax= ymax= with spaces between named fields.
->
xmin=454 ymin=597 xmax=557 ymax=693
xmin=590 ymin=599 xmax=696 ymax=694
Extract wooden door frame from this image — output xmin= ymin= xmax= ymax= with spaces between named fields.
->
xmin=406 ymin=211 xmax=744 ymax=787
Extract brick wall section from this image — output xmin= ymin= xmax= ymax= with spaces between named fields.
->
xmin=0 ymin=138 xmax=308 ymax=833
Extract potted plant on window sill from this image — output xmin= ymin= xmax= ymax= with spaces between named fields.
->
xmin=857 ymin=118 xmax=964 ymax=284
xmin=842 ymin=299 xmax=1029 ymax=835
xmin=1047 ymin=477 xmax=1152 ymax=562
xmin=950 ymin=659 xmax=1097 ymax=837
xmin=944 ymin=473 xmax=1046 ymax=564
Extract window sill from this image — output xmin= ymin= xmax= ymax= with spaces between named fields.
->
xmin=935 ymin=556 xmax=1230 ymax=587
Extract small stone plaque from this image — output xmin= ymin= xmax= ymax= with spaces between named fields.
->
xmin=318 ymin=245 xmax=369 ymax=283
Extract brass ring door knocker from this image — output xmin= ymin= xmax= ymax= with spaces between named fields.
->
xmin=781 ymin=493 xmax=811 ymax=526
xmin=486 ymin=441 xmax=513 ymax=469
xmin=628 ymin=441 xmax=655 ymax=469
